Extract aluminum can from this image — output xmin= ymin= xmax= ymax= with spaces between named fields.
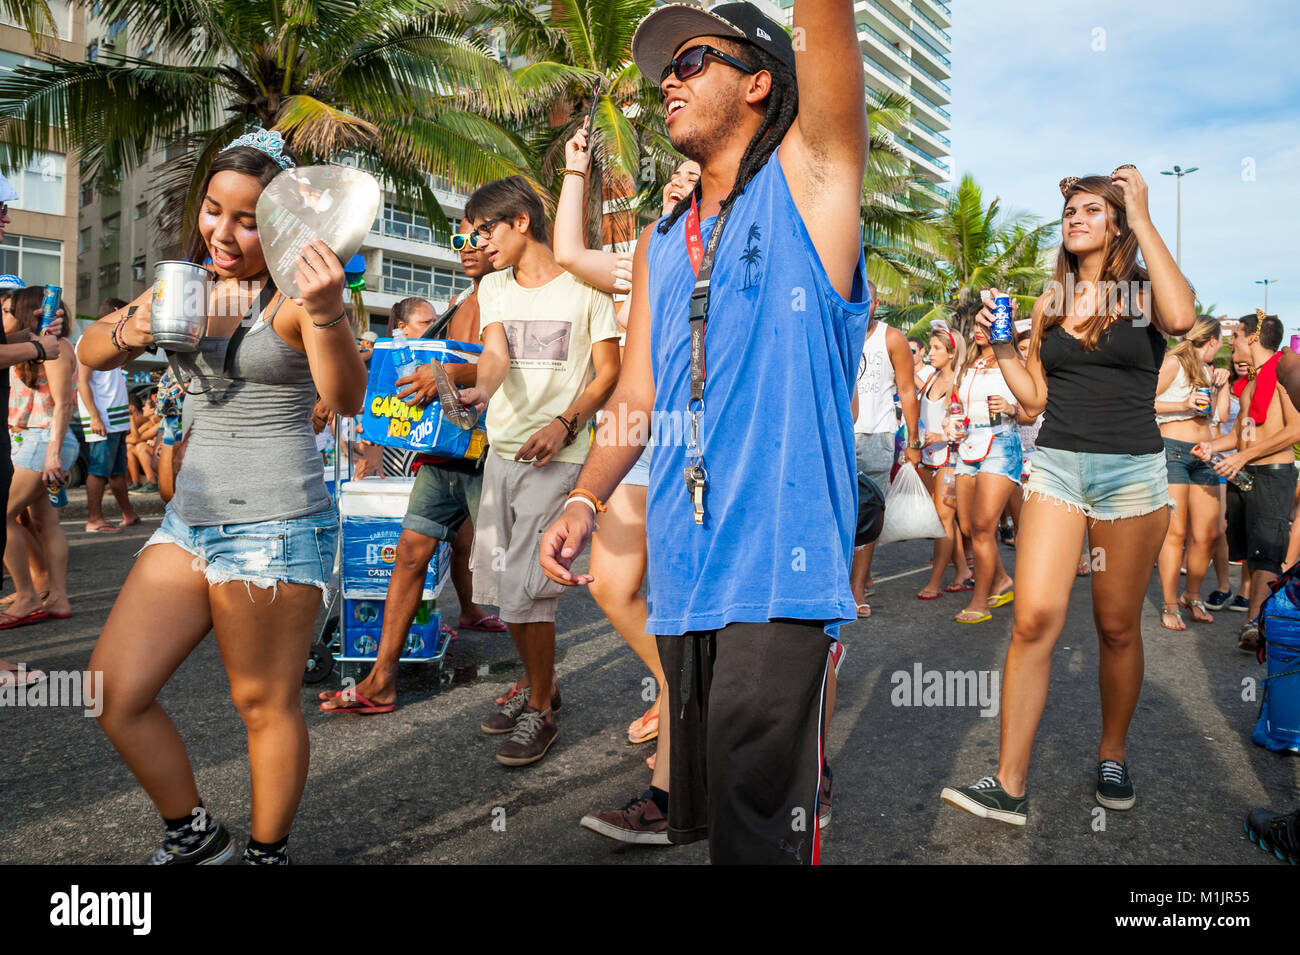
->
xmin=990 ymin=295 xmax=1014 ymax=343
xmin=150 ymin=261 xmax=211 ymax=352
xmin=46 ymin=479 xmax=67 ymax=508
xmin=1194 ymin=386 xmax=1212 ymax=412
xmin=40 ymin=285 xmax=61 ymax=332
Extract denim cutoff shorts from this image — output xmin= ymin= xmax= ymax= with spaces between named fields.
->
xmin=144 ymin=506 xmax=338 ymax=602
xmin=954 ymin=428 xmax=1023 ymax=485
xmin=1163 ymin=436 xmax=1220 ymax=487
xmin=1025 ymin=446 xmax=1171 ymax=522
xmin=12 ymin=427 xmax=79 ymax=473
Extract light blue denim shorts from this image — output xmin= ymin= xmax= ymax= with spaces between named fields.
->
xmin=622 ymin=443 xmax=652 ymax=488
xmin=144 ymin=506 xmax=338 ymax=601
xmin=954 ymin=428 xmax=1023 ymax=485
xmin=11 ymin=427 xmax=78 ymax=473
xmin=1024 ymin=446 xmax=1171 ymax=522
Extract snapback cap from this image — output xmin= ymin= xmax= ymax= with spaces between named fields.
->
xmin=632 ymin=2 xmax=796 ymax=84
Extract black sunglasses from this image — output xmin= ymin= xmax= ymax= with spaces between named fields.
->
xmin=451 ymin=231 xmax=481 ymax=252
xmin=473 ymin=217 xmax=507 ymax=240
xmin=660 ymin=44 xmax=756 ymax=88
xmin=0 ymin=203 xmax=8 ymax=216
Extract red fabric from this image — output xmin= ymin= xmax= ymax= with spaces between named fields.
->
xmin=1248 ymin=352 xmax=1281 ymax=424
xmin=1232 ymin=375 xmax=1250 ymax=399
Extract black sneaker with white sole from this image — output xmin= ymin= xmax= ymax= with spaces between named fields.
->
xmin=147 ymin=820 xmax=236 ymax=865
xmin=1096 ymin=760 xmax=1136 ymax=810
xmin=940 ymin=776 xmax=1028 ymax=826
xmin=1227 ymin=594 xmax=1250 ymax=612
xmin=1204 ymin=589 xmax=1233 ymax=611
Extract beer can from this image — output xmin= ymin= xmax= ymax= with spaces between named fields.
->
xmin=1194 ymin=386 xmax=1212 ymax=411
xmin=46 ymin=479 xmax=66 ymax=508
xmin=150 ymin=261 xmax=211 ymax=352
xmin=990 ymin=295 xmax=1014 ymax=343
xmin=40 ymin=285 xmax=61 ymax=333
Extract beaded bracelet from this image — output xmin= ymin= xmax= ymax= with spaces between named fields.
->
xmin=313 ymin=311 xmax=348 ymax=329
xmin=110 ymin=317 xmax=131 ymax=352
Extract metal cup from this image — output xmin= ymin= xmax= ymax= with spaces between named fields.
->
xmin=150 ymin=261 xmax=211 ymax=352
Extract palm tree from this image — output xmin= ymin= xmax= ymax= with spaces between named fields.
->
xmin=888 ymin=173 xmax=1056 ymax=339
xmin=0 ymin=0 xmax=534 ymax=244
xmin=464 ymin=0 xmax=673 ymax=248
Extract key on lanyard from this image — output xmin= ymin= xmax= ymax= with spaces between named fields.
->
xmin=683 ymin=463 xmax=707 ymax=525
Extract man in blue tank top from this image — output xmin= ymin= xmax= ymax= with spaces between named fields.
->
xmin=538 ymin=1 xmax=870 ymax=864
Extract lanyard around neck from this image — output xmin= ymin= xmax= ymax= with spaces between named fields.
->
xmin=684 ymin=192 xmax=734 ymax=405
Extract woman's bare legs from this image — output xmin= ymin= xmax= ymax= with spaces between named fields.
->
xmin=1157 ymin=483 xmax=1191 ymax=628
xmin=4 ymin=468 xmax=51 ymax=619
xmin=23 ymin=497 xmax=70 ymax=616
xmin=920 ymin=467 xmax=962 ymax=595
xmin=1180 ymin=483 xmax=1220 ymax=619
xmin=957 ymin=472 xmax=1016 ymax=618
xmin=1088 ymin=508 xmax=1169 ymax=766
xmin=211 ymin=579 xmax=320 ymax=844
xmin=91 ymin=544 xmax=214 ymax=818
xmin=995 ymin=496 xmax=1088 ymax=796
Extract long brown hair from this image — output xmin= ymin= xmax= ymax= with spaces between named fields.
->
xmin=1031 ymin=175 xmax=1154 ymax=355
xmin=11 ymin=285 xmax=70 ymax=389
xmin=184 ymin=145 xmax=288 ymax=265
xmin=1166 ymin=317 xmax=1220 ymax=390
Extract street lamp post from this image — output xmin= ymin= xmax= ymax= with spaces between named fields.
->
xmin=1256 ymin=279 xmax=1278 ymax=312
xmin=1160 ymin=164 xmax=1198 ymax=270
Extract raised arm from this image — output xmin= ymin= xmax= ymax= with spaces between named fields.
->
xmin=553 ymin=127 xmax=633 ymax=295
xmin=982 ymin=290 xmax=1050 ymax=418
xmin=1110 ymin=166 xmax=1195 ymax=336
xmin=780 ymin=0 xmax=870 ymax=299
xmin=287 ymin=241 xmax=368 ymax=416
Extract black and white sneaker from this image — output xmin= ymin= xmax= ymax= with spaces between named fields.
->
xmin=1227 ymin=595 xmax=1250 ymax=613
xmin=1096 ymin=760 xmax=1136 ymax=810
xmin=940 ymin=775 xmax=1028 ymax=826
xmin=147 ymin=821 xmax=236 ymax=865
xmin=1244 ymin=807 xmax=1299 ymax=865
xmin=1204 ymin=590 xmax=1233 ymax=611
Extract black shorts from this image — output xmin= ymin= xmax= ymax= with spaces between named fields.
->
xmin=1225 ymin=464 xmax=1297 ymax=576
xmin=656 ymin=619 xmax=831 ymax=865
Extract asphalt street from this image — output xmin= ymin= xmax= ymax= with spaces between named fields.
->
xmin=2 ymin=508 xmax=1296 ymax=865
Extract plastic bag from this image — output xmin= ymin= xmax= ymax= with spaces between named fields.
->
xmin=875 ymin=464 xmax=946 ymax=546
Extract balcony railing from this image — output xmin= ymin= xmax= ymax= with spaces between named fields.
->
xmin=907 ymin=116 xmax=950 ymax=146
xmin=859 ymin=22 xmax=951 ymax=93
xmin=868 ymin=0 xmax=951 ymax=66
xmin=895 ymin=137 xmax=950 ymax=173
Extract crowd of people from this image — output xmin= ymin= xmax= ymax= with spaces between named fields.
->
xmin=1 ymin=0 xmax=1295 ymax=868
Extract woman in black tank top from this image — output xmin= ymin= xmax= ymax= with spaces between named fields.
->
xmin=941 ymin=166 xmax=1196 ymax=825
xmin=78 ymin=136 xmax=369 ymax=865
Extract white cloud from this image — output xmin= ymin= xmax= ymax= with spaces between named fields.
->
xmin=946 ymin=0 xmax=1300 ymax=324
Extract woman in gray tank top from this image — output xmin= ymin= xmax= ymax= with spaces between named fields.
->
xmin=78 ymin=134 xmax=368 ymax=865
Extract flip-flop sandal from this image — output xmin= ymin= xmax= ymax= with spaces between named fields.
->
xmin=987 ymin=591 xmax=1014 ymax=609
xmin=1160 ymin=603 xmax=1185 ymax=631
xmin=954 ymin=610 xmax=992 ymax=624
xmin=439 ymin=622 xmax=457 ymax=644
xmin=44 ymin=611 xmax=73 ymax=620
xmin=84 ymin=523 xmax=121 ymax=533
xmin=495 ymin=681 xmax=523 ymax=706
xmin=459 ymin=614 xmax=507 ymax=633
xmin=319 ymin=690 xmax=395 ymax=715
xmin=944 ymin=580 xmax=974 ymax=593
xmin=1180 ymin=596 xmax=1213 ymax=624
xmin=0 ymin=667 xmax=45 ymax=686
xmin=917 ymin=590 xmax=942 ymax=600
xmin=0 ymin=590 xmax=48 ymax=608
xmin=120 ymin=516 xmax=142 ymax=527
xmin=856 ymin=603 xmax=872 ymax=618
xmin=628 ymin=709 xmax=660 ymax=744
xmin=0 ymin=609 xmax=49 ymax=630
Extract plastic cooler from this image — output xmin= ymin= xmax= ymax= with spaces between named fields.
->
xmin=337 ymin=478 xmax=451 ymax=662
xmin=1253 ymin=584 xmax=1300 ymax=753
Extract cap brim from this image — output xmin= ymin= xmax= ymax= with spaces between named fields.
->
xmin=632 ymin=4 xmax=748 ymax=83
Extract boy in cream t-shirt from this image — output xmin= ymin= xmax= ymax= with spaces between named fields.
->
xmin=457 ymin=176 xmax=621 ymax=767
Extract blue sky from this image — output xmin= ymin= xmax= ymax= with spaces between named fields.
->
xmin=947 ymin=0 xmax=1300 ymax=329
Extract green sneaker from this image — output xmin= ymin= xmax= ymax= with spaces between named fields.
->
xmin=941 ymin=775 xmax=1028 ymax=826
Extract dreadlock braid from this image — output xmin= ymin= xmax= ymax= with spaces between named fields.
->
xmin=657 ymin=43 xmax=799 ymax=235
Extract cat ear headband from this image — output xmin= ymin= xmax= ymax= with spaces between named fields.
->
xmin=1059 ymin=164 xmax=1136 ymax=197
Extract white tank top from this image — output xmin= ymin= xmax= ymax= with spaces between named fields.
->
xmin=919 ymin=372 xmax=951 ymax=466
xmin=1155 ymin=363 xmax=1200 ymax=424
xmin=957 ymin=358 xmax=1016 ymax=428
xmin=855 ymin=322 xmax=896 ymax=435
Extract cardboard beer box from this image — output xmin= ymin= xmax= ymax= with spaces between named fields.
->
xmin=361 ymin=338 xmax=487 ymax=461
xmin=339 ymin=479 xmax=452 ymax=599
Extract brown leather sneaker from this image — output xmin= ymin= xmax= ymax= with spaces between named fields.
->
xmin=495 ymin=707 xmax=558 ymax=766
xmin=580 ymin=790 xmax=671 ymax=845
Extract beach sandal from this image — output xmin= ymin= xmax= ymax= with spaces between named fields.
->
xmin=917 ymin=589 xmax=942 ymax=600
xmin=0 ymin=590 xmax=48 ymax=609
xmin=856 ymin=602 xmax=872 ymax=618
xmin=459 ymin=614 xmax=507 ymax=633
xmin=439 ymin=622 xmax=457 ymax=645
xmin=1179 ymin=594 xmax=1213 ymax=624
xmin=0 ymin=666 xmax=45 ymax=686
xmin=319 ymin=690 xmax=395 ymax=715
xmin=944 ymin=579 xmax=974 ymax=593
xmin=955 ymin=610 xmax=991 ymax=624
xmin=1160 ymin=603 xmax=1185 ymax=631
xmin=0 ymin=609 xmax=48 ymax=630
xmin=1077 ymin=554 xmax=1092 ymax=577
xmin=987 ymin=590 xmax=1015 ymax=609
xmin=628 ymin=706 xmax=659 ymax=744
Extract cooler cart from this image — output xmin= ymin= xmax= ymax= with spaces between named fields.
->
xmin=303 ymin=420 xmax=453 ymax=685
